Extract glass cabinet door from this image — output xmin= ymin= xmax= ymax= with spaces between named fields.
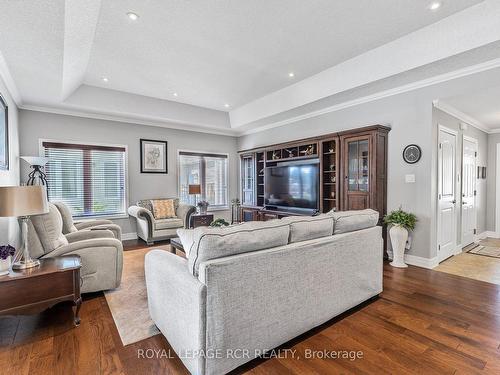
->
xmin=347 ymin=139 xmax=369 ymax=192
xmin=241 ymin=155 xmax=255 ymax=205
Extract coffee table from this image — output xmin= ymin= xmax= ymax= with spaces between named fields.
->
xmin=170 ymin=237 xmax=184 ymax=253
xmin=0 ymin=255 xmax=82 ymax=325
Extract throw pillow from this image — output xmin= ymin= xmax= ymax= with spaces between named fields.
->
xmin=152 ymin=199 xmax=177 ymax=219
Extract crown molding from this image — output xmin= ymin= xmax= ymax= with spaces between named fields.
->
xmin=240 ymin=57 xmax=500 ymax=136
xmin=19 ymin=104 xmax=239 ymax=137
xmin=433 ymin=100 xmax=492 ymax=134
xmin=0 ymin=51 xmax=22 ymax=105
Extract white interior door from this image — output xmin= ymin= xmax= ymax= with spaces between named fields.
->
xmin=461 ymin=137 xmax=477 ymax=247
xmin=438 ymin=127 xmax=457 ymax=262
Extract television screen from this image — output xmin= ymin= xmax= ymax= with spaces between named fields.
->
xmin=265 ymin=163 xmax=319 ymax=210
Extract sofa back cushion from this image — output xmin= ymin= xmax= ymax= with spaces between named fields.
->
xmin=282 ymin=214 xmax=334 ymax=243
xmin=188 ymin=220 xmax=290 ymax=276
xmin=30 ymin=203 xmax=69 ymax=254
xmin=53 ymin=201 xmax=78 ymax=234
xmin=152 ymin=199 xmax=177 ymax=219
xmin=329 ymin=209 xmax=379 ymax=234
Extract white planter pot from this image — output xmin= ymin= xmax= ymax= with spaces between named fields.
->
xmin=389 ymin=225 xmax=409 ymax=268
xmin=0 ymin=257 xmax=11 ymax=276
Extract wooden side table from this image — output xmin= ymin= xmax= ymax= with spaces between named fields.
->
xmin=0 ymin=255 xmax=82 ymax=325
xmin=190 ymin=213 xmax=214 ymax=228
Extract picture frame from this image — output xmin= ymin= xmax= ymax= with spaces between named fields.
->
xmin=0 ymin=94 xmax=8 ymax=171
xmin=140 ymin=139 xmax=168 ymax=173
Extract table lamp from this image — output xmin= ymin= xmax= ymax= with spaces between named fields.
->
xmin=188 ymin=184 xmax=201 ymax=206
xmin=0 ymin=186 xmax=49 ymax=269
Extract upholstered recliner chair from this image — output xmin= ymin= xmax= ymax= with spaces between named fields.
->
xmin=53 ymin=201 xmax=122 ymax=241
xmin=28 ymin=203 xmax=123 ymax=293
xmin=128 ymin=198 xmax=195 ymax=245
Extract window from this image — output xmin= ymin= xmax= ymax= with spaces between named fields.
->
xmin=42 ymin=141 xmax=127 ymax=218
xmin=178 ymin=151 xmax=228 ymax=209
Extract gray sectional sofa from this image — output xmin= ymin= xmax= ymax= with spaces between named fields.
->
xmin=145 ymin=209 xmax=382 ymax=375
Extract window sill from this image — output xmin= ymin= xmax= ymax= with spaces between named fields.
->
xmin=207 ymin=207 xmax=230 ymax=212
xmin=74 ymin=214 xmax=129 ymax=221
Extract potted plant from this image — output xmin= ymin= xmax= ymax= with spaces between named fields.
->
xmin=210 ymin=218 xmax=230 ymax=228
xmin=0 ymin=245 xmax=16 ymax=276
xmin=384 ymin=207 xmax=417 ymax=268
xmin=197 ymin=200 xmax=209 ymax=215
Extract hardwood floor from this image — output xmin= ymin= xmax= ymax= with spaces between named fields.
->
xmin=1 ymin=261 xmax=500 ymax=374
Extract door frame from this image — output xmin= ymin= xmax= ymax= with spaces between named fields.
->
xmin=461 ymin=135 xmax=478 ymax=246
xmin=437 ymin=125 xmax=459 ymax=262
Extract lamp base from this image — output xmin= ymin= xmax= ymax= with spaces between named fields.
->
xmin=12 ymin=259 xmax=40 ymax=270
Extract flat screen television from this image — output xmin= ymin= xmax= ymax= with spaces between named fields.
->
xmin=265 ymin=161 xmax=319 ymax=211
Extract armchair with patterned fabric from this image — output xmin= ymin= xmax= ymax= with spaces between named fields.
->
xmin=128 ymin=198 xmax=195 ymax=245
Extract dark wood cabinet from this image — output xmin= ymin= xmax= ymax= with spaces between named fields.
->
xmin=190 ymin=213 xmax=214 ymax=228
xmin=340 ymin=127 xmax=388 ymax=216
xmin=239 ymin=125 xmax=389 ymax=223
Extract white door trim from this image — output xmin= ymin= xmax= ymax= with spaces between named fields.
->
xmin=496 ymin=143 xmax=500 ymax=234
xmin=461 ymin=135 xmax=478 ymax=247
xmin=437 ymin=125 xmax=458 ymax=263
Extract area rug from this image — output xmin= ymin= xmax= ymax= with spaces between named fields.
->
xmin=104 ymin=246 xmax=170 ymax=346
xmin=467 ymin=244 xmax=500 ymax=258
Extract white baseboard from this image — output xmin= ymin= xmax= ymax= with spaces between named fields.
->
xmin=122 ymin=232 xmax=138 ymax=241
xmin=478 ymin=231 xmax=500 ymax=239
xmin=387 ymin=250 xmax=439 ymax=269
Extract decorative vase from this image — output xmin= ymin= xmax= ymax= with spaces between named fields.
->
xmin=0 ymin=256 xmax=11 ymax=276
xmin=389 ymin=225 xmax=408 ymax=268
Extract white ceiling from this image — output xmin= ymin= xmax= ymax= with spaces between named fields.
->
xmin=85 ymin=0 xmax=483 ymax=110
xmin=441 ymin=85 xmax=500 ymax=130
xmin=1 ymin=0 xmax=500 ymax=134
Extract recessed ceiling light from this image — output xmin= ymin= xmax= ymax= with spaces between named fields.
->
xmin=428 ymin=2 xmax=441 ymax=11
xmin=102 ymin=77 xmax=109 ymax=83
xmin=173 ymin=92 xmax=178 ymax=97
xmin=127 ymin=12 xmax=139 ymax=21
xmin=224 ymin=104 xmax=230 ymax=108
xmin=288 ymin=72 xmax=295 ymax=78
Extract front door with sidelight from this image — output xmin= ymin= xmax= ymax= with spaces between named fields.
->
xmin=438 ymin=126 xmax=458 ymax=262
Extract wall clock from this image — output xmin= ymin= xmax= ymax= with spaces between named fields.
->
xmin=403 ymin=144 xmax=421 ymax=164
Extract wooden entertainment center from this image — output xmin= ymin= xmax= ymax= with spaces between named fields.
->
xmin=239 ymin=125 xmax=390 ymax=222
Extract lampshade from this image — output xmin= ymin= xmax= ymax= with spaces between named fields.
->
xmin=0 ymin=186 xmax=49 ymax=217
xmin=20 ymin=156 xmax=50 ymax=166
xmin=188 ymin=184 xmax=201 ymax=195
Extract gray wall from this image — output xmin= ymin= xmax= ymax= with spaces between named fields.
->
xmin=487 ymin=133 xmax=500 ymax=232
xmin=433 ymin=108 xmax=488 ymax=237
xmin=19 ymin=110 xmax=239 ymax=236
xmin=0 ymin=78 xmax=20 ymax=247
xmin=239 ymin=90 xmax=435 ymax=259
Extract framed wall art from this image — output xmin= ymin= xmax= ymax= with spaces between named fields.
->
xmin=140 ymin=139 xmax=168 ymax=174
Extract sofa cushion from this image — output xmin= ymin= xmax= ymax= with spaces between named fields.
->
xmin=137 ymin=198 xmax=180 ymax=214
xmin=177 ymin=228 xmax=195 ymax=257
xmin=152 ymin=199 xmax=177 ymax=219
xmin=329 ymin=209 xmax=379 ymax=234
xmin=154 ymin=218 xmax=184 ymax=230
xmin=53 ymin=202 xmax=78 ymax=233
xmin=188 ymin=220 xmax=290 ymax=276
xmin=30 ymin=203 xmax=69 ymax=254
xmin=282 ymin=214 xmax=334 ymax=243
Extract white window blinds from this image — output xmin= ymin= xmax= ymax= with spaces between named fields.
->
xmin=178 ymin=151 xmax=228 ymax=209
xmin=42 ymin=141 xmax=127 ymax=218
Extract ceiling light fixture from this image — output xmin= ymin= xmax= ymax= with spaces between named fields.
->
xmin=224 ymin=104 xmax=230 ymax=108
xmin=173 ymin=92 xmax=178 ymax=97
xmin=428 ymin=2 xmax=441 ymax=11
xmin=102 ymin=77 xmax=109 ymax=83
xmin=288 ymin=72 xmax=295 ymax=78
xmin=127 ymin=12 xmax=139 ymax=21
